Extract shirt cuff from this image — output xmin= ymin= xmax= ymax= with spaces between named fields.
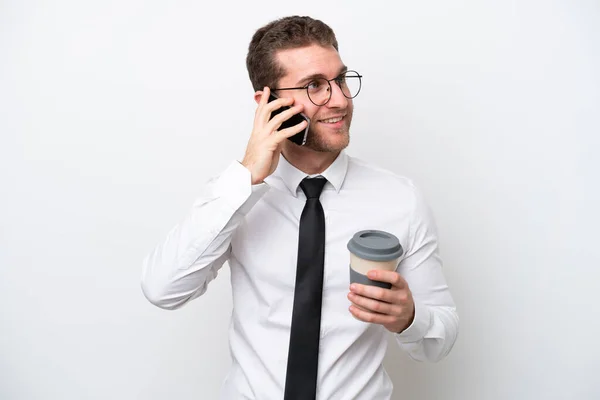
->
xmin=214 ymin=161 xmax=270 ymax=215
xmin=395 ymin=302 xmax=432 ymax=343
xmin=239 ymin=181 xmax=270 ymax=215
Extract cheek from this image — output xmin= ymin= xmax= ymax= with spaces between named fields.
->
xmin=303 ymin=105 xmax=321 ymax=122
xmin=347 ymin=99 xmax=354 ymax=114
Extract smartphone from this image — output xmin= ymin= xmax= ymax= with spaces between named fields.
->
xmin=268 ymin=92 xmax=310 ymax=146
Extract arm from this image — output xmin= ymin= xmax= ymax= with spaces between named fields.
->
xmin=347 ymin=186 xmax=459 ymax=362
xmin=393 ymin=187 xmax=459 ymax=362
xmin=140 ymin=161 xmax=269 ymax=310
xmin=141 ymin=87 xmax=307 ymax=310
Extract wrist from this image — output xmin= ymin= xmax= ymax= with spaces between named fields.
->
xmin=240 ymin=160 xmax=261 ymax=185
xmin=396 ymin=304 xmax=416 ymax=334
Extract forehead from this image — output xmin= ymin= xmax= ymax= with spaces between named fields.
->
xmin=275 ymin=44 xmax=344 ymax=85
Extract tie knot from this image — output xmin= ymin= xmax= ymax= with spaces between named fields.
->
xmin=300 ymin=177 xmax=327 ymax=199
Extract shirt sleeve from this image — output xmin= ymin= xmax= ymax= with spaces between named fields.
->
xmin=394 ymin=186 xmax=459 ymax=362
xmin=140 ymin=161 xmax=270 ymax=310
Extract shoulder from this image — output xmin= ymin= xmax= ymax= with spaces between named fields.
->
xmin=346 ymin=154 xmax=418 ymax=195
xmin=345 ymin=154 xmax=436 ymax=229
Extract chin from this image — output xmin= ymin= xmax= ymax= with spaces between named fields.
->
xmin=306 ymin=130 xmax=350 ymax=153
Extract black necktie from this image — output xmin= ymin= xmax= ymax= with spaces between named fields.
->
xmin=284 ymin=177 xmax=327 ymax=400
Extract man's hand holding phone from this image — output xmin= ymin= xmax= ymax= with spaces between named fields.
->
xmin=241 ymin=87 xmax=308 ymax=185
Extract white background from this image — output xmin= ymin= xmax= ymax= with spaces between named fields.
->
xmin=1 ymin=0 xmax=599 ymax=399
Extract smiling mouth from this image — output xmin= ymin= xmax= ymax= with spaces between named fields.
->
xmin=319 ymin=116 xmax=344 ymax=124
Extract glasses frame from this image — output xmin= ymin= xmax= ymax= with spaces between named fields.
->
xmin=272 ymin=70 xmax=363 ymax=106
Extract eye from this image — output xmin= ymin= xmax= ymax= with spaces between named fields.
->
xmin=307 ymin=80 xmax=323 ymax=91
xmin=335 ymin=75 xmax=347 ymax=85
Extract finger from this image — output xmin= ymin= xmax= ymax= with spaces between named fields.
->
xmin=348 ymin=292 xmax=400 ymax=316
xmin=367 ymin=270 xmax=407 ymax=289
xmin=347 ymin=301 xmax=370 ymax=313
xmin=253 ymin=87 xmax=269 ymax=116
xmin=267 ymin=104 xmax=304 ymax=132
xmin=257 ymin=86 xmax=271 ymax=106
xmin=349 ymin=305 xmax=396 ymax=325
xmin=271 ymin=119 xmax=308 ymax=143
xmin=349 ymin=283 xmax=395 ymax=303
xmin=259 ymin=96 xmax=294 ymax=125
xmin=260 ymin=87 xmax=270 ymax=105
xmin=254 ymin=86 xmax=272 ymax=120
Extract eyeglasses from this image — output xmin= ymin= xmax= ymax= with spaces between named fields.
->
xmin=272 ymin=70 xmax=362 ymax=106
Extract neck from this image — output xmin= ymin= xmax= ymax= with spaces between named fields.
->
xmin=282 ymin=144 xmax=340 ymax=175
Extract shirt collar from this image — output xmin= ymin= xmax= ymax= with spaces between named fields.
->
xmin=269 ymin=151 xmax=349 ymax=197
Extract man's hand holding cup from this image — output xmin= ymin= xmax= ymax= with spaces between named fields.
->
xmin=346 ymin=230 xmax=415 ymax=334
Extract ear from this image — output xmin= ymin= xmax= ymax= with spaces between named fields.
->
xmin=254 ymin=90 xmax=265 ymax=105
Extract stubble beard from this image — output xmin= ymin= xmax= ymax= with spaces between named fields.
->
xmin=305 ymin=110 xmax=353 ymax=153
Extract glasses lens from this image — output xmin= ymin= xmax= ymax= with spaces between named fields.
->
xmin=340 ymin=71 xmax=361 ymax=99
xmin=307 ymin=78 xmax=331 ymax=106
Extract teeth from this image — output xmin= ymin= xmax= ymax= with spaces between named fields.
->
xmin=321 ymin=116 xmax=343 ymax=123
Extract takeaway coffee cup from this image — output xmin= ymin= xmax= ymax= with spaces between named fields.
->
xmin=347 ymin=230 xmax=404 ymax=289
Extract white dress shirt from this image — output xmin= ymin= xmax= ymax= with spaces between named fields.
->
xmin=141 ymin=151 xmax=459 ymax=400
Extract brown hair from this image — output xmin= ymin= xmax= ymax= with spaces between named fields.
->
xmin=246 ymin=16 xmax=339 ymax=92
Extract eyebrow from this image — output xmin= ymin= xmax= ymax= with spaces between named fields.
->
xmin=296 ymin=65 xmax=348 ymax=86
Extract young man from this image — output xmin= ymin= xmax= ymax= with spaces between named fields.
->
xmin=142 ymin=16 xmax=459 ymax=400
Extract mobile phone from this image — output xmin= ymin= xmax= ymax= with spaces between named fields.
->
xmin=268 ymin=92 xmax=310 ymax=146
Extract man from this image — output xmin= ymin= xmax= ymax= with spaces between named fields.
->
xmin=141 ymin=15 xmax=459 ymax=400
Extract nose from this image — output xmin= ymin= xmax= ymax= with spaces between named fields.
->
xmin=326 ymin=81 xmax=349 ymax=109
